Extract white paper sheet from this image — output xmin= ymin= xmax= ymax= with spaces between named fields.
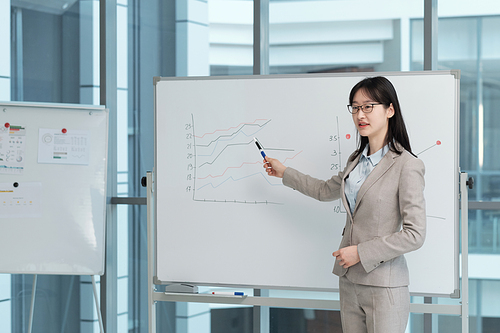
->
xmin=0 ymin=124 xmax=26 ymax=174
xmin=38 ymin=128 xmax=90 ymax=165
xmin=0 ymin=182 xmax=42 ymax=218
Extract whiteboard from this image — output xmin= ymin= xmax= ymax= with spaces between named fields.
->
xmin=154 ymin=71 xmax=460 ymax=296
xmin=0 ymin=102 xmax=108 ymax=275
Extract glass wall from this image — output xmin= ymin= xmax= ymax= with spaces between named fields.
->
xmin=209 ymin=0 xmax=253 ymax=75
xmin=1 ymin=0 xmax=500 ymax=332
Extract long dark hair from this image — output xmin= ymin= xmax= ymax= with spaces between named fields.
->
xmin=348 ymin=76 xmax=413 ymax=161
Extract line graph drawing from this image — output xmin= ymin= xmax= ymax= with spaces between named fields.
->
xmin=196 ymin=172 xmax=284 ymax=191
xmin=197 ymin=161 xmax=262 ymax=180
xmin=195 ymin=119 xmax=271 ymax=140
xmin=184 ymin=114 xmax=358 ymax=207
xmin=198 ymin=150 xmax=303 ymax=180
xmin=196 ymin=139 xmax=298 ymax=168
xmin=188 ymin=115 xmax=300 ymax=204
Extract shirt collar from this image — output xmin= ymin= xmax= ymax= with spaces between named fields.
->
xmin=361 ymin=144 xmax=389 ymax=167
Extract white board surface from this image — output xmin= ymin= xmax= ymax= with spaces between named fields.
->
xmin=154 ymin=71 xmax=459 ymax=296
xmin=0 ymin=102 xmax=108 ymax=275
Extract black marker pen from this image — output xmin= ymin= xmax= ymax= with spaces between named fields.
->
xmin=253 ymin=137 xmax=266 ymax=159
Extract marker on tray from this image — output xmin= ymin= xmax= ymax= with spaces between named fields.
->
xmin=254 ymin=137 xmax=266 ymax=159
xmin=211 ymin=291 xmax=245 ymax=296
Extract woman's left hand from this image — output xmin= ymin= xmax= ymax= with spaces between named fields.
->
xmin=332 ymin=246 xmax=360 ymax=268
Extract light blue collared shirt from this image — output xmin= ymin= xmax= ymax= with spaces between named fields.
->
xmin=345 ymin=145 xmax=389 ymax=214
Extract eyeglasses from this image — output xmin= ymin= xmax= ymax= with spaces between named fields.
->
xmin=347 ymin=103 xmax=383 ymax=114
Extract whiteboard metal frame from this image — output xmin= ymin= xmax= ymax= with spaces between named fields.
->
xmin=150 ymin=71 xmax=467 ymax=331
xmin=153 ymin=70 xmax=461 ymax=296
xmin=460 ymin=172 xmax=470 ymax=333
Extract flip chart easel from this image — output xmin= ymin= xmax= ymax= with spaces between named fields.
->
xmin=26 ymin=275 xmax=104 ymax=333
xmin=0 ymin=101 xmax=108 ymax=333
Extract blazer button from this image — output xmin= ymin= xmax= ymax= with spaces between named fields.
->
xmin=380 ymin=261 xmax=384 ymax=264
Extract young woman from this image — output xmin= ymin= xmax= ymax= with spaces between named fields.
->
xmin=264 ymin=76 xmax=426 ymax=333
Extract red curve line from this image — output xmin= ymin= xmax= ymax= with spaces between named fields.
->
xmin=194 ymin=119 xmax=269 ymax=139
xmin=197 ymin=150 xmax=303 ymax=179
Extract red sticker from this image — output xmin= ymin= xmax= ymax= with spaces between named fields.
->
xmin=4 ymin=123 xmax=9 ymax=128
xmin=62 ymin=128 xmax=67 ymax=134
xmin=346 ymin=134 xmax=351 ymax=139
xmin=436 ymin=140 xmax=441 ymax=145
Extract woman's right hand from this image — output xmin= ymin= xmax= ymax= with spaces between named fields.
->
xmin=263 ymin=156 xmax=286 ymax=178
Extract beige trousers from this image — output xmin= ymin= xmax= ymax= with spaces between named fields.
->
xmin=339 ymin=276 xmax=410 ymax=333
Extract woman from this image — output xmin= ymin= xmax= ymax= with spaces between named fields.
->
xmin=264 ymin=76 xmax=426 ymax=333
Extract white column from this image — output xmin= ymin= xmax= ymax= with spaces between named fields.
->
xmin=176 ymin=0 xmax=210 ymax=76
xmin=0 ymin=0 xmax=11 ymax=329
xmin=80 ymin=0 xmax=100 ymax=105
xmin=400 ymin=17 xmax=411 ymax=71
xmin=79 ymin=2 xmax=100 ymax=332
xmin=116 ymin=0 xmax=129 ymax=331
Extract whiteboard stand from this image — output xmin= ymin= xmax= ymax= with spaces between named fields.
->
xmin=92 ymin=276 xmax=105 ymax=333
xmin=146 ymin=172 xmax=156 ymax=333
xmin=61 ymin=275 xmax=76 ymax=333
xmin=26 ymin=275 xmax=104 ymax=333
xmin=27 ymin=274 xmax=37 ymax=333
xmin=460 ymin=172 xmax=471 ymax=333
xmin=0 ymin=102 xmax=108 ymax=333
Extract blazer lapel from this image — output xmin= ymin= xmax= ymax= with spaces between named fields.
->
xmin=353 ymin=150 xmax=398 ymax=216
xmin=341 ymin=154 xmax=361 ymax=221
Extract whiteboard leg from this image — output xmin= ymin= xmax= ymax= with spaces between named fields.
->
xmin=27 ymin=274 xmax=37 ymax=333
xmin=460 ymin=173 xmax=470 ymax=333
xmin=147 ymin=171 xmax=157 ymax=333
xmin=92 ymin=276 xmax=105 ymax=333
xmin=253 ymin=289 xmax=269 ymax=333
xmin=60 ymin=275 xmax=76 ymax=333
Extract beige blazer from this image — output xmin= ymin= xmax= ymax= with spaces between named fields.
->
xmin=282 ymin=147 xmax=426 ymax=288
